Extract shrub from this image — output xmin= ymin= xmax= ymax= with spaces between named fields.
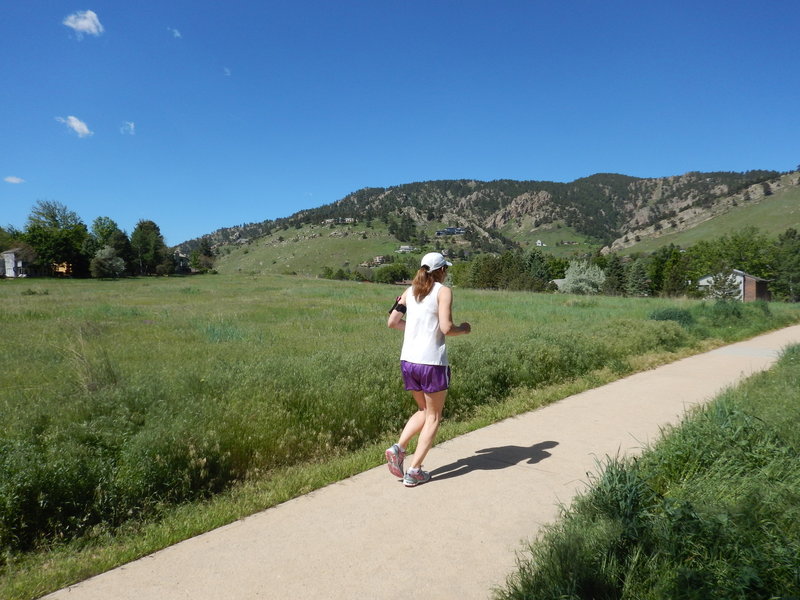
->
xmin=710 ymin=300 xmax=743 ymax=324
xmin=560 ymin=260 xmax=606 ymax=295
xmin=649 ymin=307 xmax=694 ymax=327
xmin=90 ymin=246 xmax=126 ymax=279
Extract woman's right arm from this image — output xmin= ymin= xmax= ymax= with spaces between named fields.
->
xmin=437 ymin=286 xmax=471 ymax=336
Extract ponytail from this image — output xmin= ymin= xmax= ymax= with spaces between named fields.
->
xmin=412 ymin=266 xmax=447 ymax=302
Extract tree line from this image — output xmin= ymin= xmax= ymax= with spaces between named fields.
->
xmin=454 ymin=226 xmax=800 ymax=302
xmin=317 ymin=224 xmax=799 ymax=302
xmin=0 ymin=200 xmax=214 ymax=278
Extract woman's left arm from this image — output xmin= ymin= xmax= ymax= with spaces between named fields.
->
xmin=387 ymin=290 xmax=407 ymax=331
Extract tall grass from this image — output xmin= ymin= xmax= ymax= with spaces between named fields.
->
xmin=496 ymin=345 xmax=800 ymax=600
xmin=0 ymin=275 xmax=797 ymax=571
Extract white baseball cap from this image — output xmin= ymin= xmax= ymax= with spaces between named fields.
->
xmin=421 ymin=252 xmax=452 ymax=272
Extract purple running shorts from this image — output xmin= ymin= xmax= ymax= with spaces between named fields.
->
xmin=400 ymin=360 xmax=451 ymax=393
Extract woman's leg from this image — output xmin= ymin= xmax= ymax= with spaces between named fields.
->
xmin=408 ymin=389 xmax=446 ymax=470
xmin=398 ymin=390 xmax=426 ymax=449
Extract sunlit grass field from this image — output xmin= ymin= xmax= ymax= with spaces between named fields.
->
xmin=1 ymin=273 xmax=798 ymax=599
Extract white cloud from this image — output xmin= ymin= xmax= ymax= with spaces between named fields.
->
xmin=120 ymin=121 xmax=136 ymax=135
xmin=224 ymin=67 xmax=232 ymax=77
xmin=63 ymin=10 xmax=104 ymax=38
xmin=4 ymin=176 xmax=25 ymax=184
xmin=56 ymin=116 xmax=93 ymax=138
xmin=168 ymin=27 xmax=182 ymax=38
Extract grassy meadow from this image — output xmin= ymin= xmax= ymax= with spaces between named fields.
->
xmin=214 ymin=221 xmax=404 ymax=276
xmin=1 ymin=273 xmax=798 ymax=599
xmin=497 ymin=344 xmax=800 ymax=600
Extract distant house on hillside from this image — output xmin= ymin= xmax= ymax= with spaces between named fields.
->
xmin=697 ymin=269 xmax=771 ymax=302
xmin=436 ymin=227 xmax=466 ymax=236
xmin=396 ymin=245 xmax=416 ymax=253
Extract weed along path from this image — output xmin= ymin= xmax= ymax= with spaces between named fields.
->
xmin=44 ymin=325 xmax=800 ymax=600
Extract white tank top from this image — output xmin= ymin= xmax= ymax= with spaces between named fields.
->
xmin=400 ymin=282 xmax=448 ymax=366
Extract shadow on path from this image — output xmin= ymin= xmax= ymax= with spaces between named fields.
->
xmin=431 ymin=440 xmax=559 ymax=482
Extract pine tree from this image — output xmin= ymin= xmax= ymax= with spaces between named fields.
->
xmin=626 ymin=260 xmax=650 ymax=297
xmin=708 ymin=269 xmax=741 ymax=301
xmin=603 ymin=254 xmax=626 ymax=295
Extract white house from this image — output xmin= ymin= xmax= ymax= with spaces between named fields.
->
xmin=2 ymin=248 xmax=29 ymax=277
xmin=697 ymin=269 xmax=771 ymax=302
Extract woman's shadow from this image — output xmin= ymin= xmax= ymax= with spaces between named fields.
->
xmin=430 ymin=440 xmax=559 ymax=482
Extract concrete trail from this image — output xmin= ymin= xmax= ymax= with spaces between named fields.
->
xmin=44 ymin=325 xmax=800 ymax=600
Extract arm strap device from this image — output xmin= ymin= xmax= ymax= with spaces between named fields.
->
xmin=389 ymin=297 xmax=407 ymax=315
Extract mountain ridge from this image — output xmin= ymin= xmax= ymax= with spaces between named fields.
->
xmin=177 ymin=169 xmax=800 ymax=257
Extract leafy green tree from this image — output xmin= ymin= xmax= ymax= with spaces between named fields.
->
xmin=189 ymin=238 xmax=215 ymax=273
xmin=687 ymin=227 xmax=773 ymax=282
xmin=0 ymin=226 xmax=20 ymax=251
xmin=90 ymin=216 xmax=133 ymax=273
xmin=545 ymin=255 xmax=569 ymax=279
xmin=626 ymin=260 xmax=650 ymax=297
xmin=90 ymin=246 xmax=126 ymax=278
xmin=771 ymin=228 xmax=800 ymax=301
xmin=22 ymin=200 xmax=90 ymax=276
xmin=725 ymin=227 xmax=773 ymax=278
xmin=646 ymin=244 xmax=682 ymax=296
xmin=685 ymin=239 xmax=722 ymax=283
xmin=91 ymin=216 xmax=120 ymax=247
xmin=561 ymin=260 xmax=606 ymax=295
xmin=374 ymin=263 xmax=410 ymax=284
xmin=449 ymin=262 xmax=471 ymax=287
xmin=130 ymin=220 xmax=169 ymax=275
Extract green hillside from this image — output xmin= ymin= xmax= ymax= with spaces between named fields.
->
xmin=622 ymin=183 xmax=800 ymax=255
xmin=499 ymin=218 xmax=602 ymax=257
xmin=213 ymin=220 xmax=474 ymax=276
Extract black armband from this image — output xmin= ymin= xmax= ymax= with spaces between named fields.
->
xmin=389 ymin=297 xmax=407 ymax=315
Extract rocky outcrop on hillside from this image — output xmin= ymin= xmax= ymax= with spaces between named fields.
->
xmin=605 ymin=172 xmax=800 ymax=252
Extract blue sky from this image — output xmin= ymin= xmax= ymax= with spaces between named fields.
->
xmin=2 ymin=1 xmax=798 ymax=246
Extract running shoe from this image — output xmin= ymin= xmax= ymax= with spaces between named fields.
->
xmin=385 ymin=444 xmax=405 ymax=478
xmin=403 ymin=468 xmax=431 ymax=487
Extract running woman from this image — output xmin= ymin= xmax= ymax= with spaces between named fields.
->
xmin=386 ymin=252 xmax=471 ymax=486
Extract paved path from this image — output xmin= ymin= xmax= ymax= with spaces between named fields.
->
xmin=44 ymin=325 xmax=800 ymax=600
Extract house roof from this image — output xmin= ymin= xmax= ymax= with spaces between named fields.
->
xmin=698 ymin=269 xmax=770 ymax=283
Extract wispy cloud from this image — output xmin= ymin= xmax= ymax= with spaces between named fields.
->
xmin=56 ymin=116 xmax=93 ymax=138
xmin=168 ymin=27 xmax=182 ymax=39
xmin=63 ymin=10 xmax=104 ymax=38
xmin=120 ymin=121 xmax=136 ymax=135
xmin=224 ymin=67 xmax=232 ymax=77
xmin=4 ymin=176 xmax=25 ymax=184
